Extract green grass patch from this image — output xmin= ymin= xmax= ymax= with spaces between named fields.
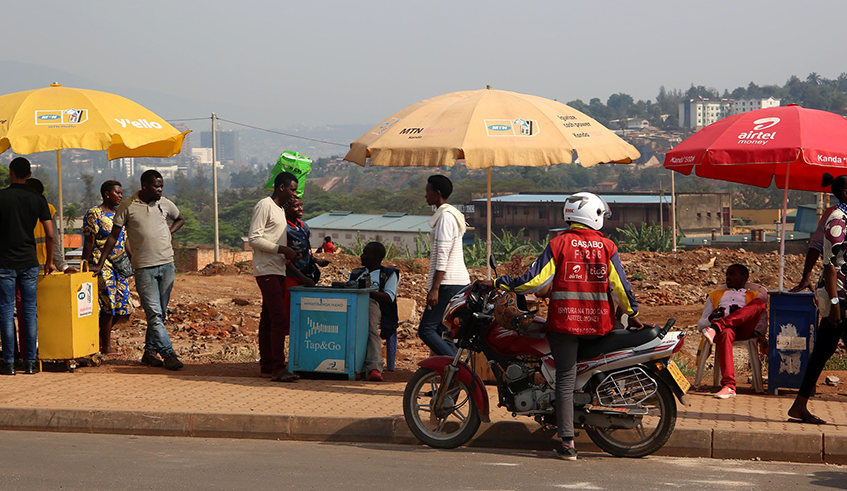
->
xmin=824 ymin=354 xmax=847 ymax=371
xmin=672 ymin=356 xmax=697 ymax=377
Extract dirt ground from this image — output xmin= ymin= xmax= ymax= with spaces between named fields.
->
xmin=91 ymin=248 xmax=846 ymax=399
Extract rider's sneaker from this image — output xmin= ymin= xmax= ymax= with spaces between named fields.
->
xmin=714 ymin=386 xmax=736 ymax=399
xmin=554 ymin=447 xmax=578 ymax=461
xmin=702 ymin=326 xmax=716 ymax=345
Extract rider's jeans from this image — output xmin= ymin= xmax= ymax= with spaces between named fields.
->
xmin=547 ymin=331 xmax=580 ymax=440
xmin=418 ymin=284 xmax=464 ymax=356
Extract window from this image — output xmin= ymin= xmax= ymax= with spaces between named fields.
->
xmin=524 ymin=207 xmax=530 ymax=215
xmin=697 ymin=213 xmax=702 ymax=219
xmin=393 ymin=236 xmax=401 ymax=243
xmin=345 ymin=233 xmax=352 ymax=239
xmin=374 ymin=234 xmax=381 ymax=241
xmin=539 ymin=208 xmax=548 ymax=219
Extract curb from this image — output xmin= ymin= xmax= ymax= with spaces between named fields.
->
xmin=0 ymin=406 xmax=843 ymax=464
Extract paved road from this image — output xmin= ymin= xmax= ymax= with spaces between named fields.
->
xmin=0 ymin=431 xmax=843 ymax=490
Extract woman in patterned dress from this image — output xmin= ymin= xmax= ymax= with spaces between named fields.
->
xmin=81 ymin=180 xmax=132 ymax=355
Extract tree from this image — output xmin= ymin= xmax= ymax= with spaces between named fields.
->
xmin=607 ymin=93 xmax=634 ymax=120
xmin=567 ymin=99 xmax=589 ymax=115
xmin=81 ymin=173 xmax=97 ymax=209
xmin=0 ymin=165 xmax=8 ymax=188
xmin=807 ymin=72 xmax=821 ymax=86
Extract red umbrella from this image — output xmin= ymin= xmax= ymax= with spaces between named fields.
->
xmin=664 ymin=104 xmax=847 ymax=290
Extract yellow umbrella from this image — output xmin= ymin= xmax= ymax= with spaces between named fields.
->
xmin=0 ymin=83 xmax=190 ymax=244
xmin=345 ymin=87 xmax=639 ymax=168
xmin=344 ymin=87 xmax=640 ymax=276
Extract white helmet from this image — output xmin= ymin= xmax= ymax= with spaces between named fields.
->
xmin=563 ymin=192 xmax=611 ymax=230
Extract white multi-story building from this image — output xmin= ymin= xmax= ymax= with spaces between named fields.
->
xmin=731 ymin=97 xmax=781 ymax=115
xmin=679 ymin=97 xmax=781 ymax=129
xmin=678 ymin=99 xmax=732 ymax=129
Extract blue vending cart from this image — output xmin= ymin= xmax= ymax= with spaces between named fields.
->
xmin=768 ymin=291 xmax=818 ymax=395
xmin=289 ymin=286 xmax=373 ymax=380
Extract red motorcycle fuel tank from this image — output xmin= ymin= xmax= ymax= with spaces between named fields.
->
xmin=485 ymin=318 xmax=551 ymax=357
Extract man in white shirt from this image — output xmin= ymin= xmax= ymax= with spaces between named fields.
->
xmin=699 ymin=264 xmax=768 ymax=399
xmin=248 ymin=172 xmax=301 ymax=382
xmin=419 ymin=175 xmax=470 ymax=356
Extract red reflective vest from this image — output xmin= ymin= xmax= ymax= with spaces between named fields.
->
xmin=547 ymin=227 xmax=616 ymax=336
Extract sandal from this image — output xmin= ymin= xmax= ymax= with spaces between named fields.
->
xmin=270 ymin=370 xmax=300 ymax=382
xmin=788 ymin=414 xmax=826 ymax=425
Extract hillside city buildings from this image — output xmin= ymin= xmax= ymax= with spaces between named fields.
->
xmin=678 ymin=96 xmax=781 ymax=129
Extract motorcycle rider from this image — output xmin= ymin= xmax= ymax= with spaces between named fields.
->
xmin=490 ymin=192 xmax=642 ymax=460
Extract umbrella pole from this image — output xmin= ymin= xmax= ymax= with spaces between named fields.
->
xmin=778 ymin=168 xmax=790 ymax=292
xmin=56 ymin=149 xmax=64 ymax=254
xmin=486 ymin=168 xmax=492 ymax=280
xmin=671 ymin=170 xmax=677 ymax=252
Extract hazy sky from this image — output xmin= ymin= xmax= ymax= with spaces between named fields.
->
xmin=6 ymin=0 xmax=847 ymax=131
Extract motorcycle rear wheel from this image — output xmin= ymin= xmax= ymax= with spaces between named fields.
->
xmin=403 ymin=367 xmax=481 ymax=449
xmin=586 ymin=379 xmax=677 ymax=458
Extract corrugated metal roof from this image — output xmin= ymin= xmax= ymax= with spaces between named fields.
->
xmin=306 ymin=213 xmax=433 ymax=233
xmin=472 ymin=194 xmax=671 ymax=204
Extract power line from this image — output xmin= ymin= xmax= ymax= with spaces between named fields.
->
xmin=216 ymin=117 xmax=348 ymax=147
xmin=165 ymin=117 xmax=212 ymax=122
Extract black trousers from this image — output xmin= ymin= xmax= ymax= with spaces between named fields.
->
xmin=798 ymin=314 xmax=847 ymax=398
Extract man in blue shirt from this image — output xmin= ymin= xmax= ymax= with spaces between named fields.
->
xmin=349 ymin=242 xmax=399 ymax=381
xmin=284 ymin=197 xmax=328 ymax=288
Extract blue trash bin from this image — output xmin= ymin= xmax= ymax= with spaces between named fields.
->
xmin=289 ymin=286 xmax=374 ymax=380
xmin=768 ymin=291 xmax=818 ymax=395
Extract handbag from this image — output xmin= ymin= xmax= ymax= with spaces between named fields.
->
xmin=111 ymin=252 xmax=134 ymax=279
xmin=302 ymin=258 xmax=321 ymax=284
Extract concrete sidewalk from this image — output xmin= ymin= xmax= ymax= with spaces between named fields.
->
xmin=1 ymin=368 xmax=846 ymax=464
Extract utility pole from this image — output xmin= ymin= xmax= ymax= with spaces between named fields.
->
xmin=211 ymin=113 xmax=220 ymax=262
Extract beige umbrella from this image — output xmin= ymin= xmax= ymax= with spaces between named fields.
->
xmin=345 ymin=87 xmax=640 ymax=275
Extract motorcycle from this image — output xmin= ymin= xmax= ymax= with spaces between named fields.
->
xmin=402 ymin=260 xmax=690 ymax=458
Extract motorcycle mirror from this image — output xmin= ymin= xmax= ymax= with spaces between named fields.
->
xmin=488 ymin=255 xmax=498 ymax=275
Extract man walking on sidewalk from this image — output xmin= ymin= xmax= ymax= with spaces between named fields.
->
xmin=249 ymin=171 xmax=301 ymax=382
xmin=0 ymin=158 xmax=55 ymax=375
xmin=92 ymin=170 xmax=186 ymax=370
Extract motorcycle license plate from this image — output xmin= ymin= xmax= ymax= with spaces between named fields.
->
xmin=666 ymin=360 xmax=690 ymax=394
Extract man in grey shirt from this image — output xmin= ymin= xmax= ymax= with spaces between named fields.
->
xmin=92 ymin=170 xmax=186 ymax=370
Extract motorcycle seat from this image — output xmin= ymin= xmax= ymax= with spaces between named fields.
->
xmin=577 ymin=325 xmax=662 ymax=361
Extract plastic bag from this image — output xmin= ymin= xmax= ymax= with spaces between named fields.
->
xmin=265 ymin=151 xmax=312 ymax=198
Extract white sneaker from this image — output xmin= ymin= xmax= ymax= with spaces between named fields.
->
xmin=714 ymin=386 xmax=736 ymax=399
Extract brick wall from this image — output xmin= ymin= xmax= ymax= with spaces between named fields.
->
xmin=174 ymin=247 xmax=253 ymax=272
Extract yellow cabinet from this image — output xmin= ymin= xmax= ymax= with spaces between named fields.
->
xmin=36 ymin=272 xmax=99 ymax=360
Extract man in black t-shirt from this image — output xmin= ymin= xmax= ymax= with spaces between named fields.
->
xmin=0 ymin=158 xmax=55 ymax=375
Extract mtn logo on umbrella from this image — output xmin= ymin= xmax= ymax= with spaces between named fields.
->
xmin=34 ymin=109 xmax=87 ymax=125
xmin=484 ymin=118 xmax=539 ymax=137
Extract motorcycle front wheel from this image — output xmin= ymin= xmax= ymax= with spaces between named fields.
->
xmin=586 ymin=379 xmax=677 ymax=458
xmin=403 ymin=367 xmax=481 ymax=449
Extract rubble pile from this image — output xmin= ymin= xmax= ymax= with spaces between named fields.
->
xmin=198 ymin=262 xmax=241 ymax=276
xmin=622 ymin=247 xmax=810 ymax=306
